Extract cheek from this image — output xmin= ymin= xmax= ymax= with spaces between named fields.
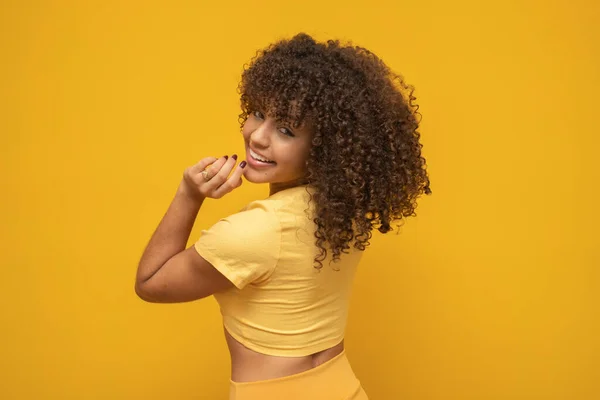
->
xmin=241 ymin=126 xmax=252 ymax=141
xmin=296 ymin=144 xmax=312 ymax=164
xmin=242 ymin=119 xmax=259 ymax=140
xmin=283 ymin=146 xmax=310 ymax=169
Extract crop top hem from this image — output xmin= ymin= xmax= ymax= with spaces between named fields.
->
xmin=223 ymin=323 xmax=345 ymax=357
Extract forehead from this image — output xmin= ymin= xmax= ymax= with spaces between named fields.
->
xmin=252 ymin=97 xmax=313 ymax=131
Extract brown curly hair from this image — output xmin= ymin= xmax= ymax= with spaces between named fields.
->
xmin=237 ymin=33 xmax=432 ymax=270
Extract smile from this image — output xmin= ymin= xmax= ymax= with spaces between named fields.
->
xmin=249 ymin=148 xmax=275 ymax=163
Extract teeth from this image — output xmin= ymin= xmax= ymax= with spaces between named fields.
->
xmin=250 ymin=148 xmax=274 ymax=163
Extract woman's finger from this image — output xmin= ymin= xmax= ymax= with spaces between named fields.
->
xmin=229 ymin=160 xmax=246 ymax=187
xmin=190 ymin=157 xmax=219 ymax=175
xmin=213 ymin=159 xmax=246 ymax=198
xmin=203 ymin=155 xmax=232 ymax=185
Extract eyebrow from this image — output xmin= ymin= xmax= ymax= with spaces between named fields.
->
xmin=249 ymin=99 xmax=311 ymax=131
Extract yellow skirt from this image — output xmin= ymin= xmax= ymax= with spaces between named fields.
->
xmin=229 ymin=350 xmax=368 ymax=400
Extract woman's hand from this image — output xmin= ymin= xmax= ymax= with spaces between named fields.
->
xmin=179 ymin=155 xmax=247 ymax=200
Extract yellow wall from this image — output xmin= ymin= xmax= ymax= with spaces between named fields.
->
xmin=1 ymin=1 xmax=598 ymax=399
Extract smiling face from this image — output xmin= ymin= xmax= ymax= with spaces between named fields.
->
xmin=241 ymin=109 xmax=314 ymax=196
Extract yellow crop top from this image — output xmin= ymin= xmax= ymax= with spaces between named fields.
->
xmin=193 ymin=184 xmax=364 ymax=357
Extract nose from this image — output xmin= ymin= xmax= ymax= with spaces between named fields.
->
xmin=249 ymin=119 xmax=272 ymax=148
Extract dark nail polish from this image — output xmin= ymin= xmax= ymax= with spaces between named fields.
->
xmin=232 ymin=154 xmax=238 ymax=160
xmin=240 ymin=161 xmax=247 ymax=168
xmin=224 ymin=155 xmax=228 ymax=160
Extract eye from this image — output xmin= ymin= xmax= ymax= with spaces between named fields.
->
xmin=278 ymin=127 xmax=295 ymax=137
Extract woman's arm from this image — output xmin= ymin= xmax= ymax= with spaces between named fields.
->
xmin=135 ymin=182 xmax=204 ymax=284
xmin=134 ymin=155 xmax=246 ymax=303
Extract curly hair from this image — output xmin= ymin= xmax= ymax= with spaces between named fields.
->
xmin=237 ymin=33 xmax=432 ymax=270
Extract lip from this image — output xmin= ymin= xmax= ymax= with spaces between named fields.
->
xmin=246 ymin=147 xmax=277 ymax=168
xmin=249 ymin=147 xmax=273 ymax=162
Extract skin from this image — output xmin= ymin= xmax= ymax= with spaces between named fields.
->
xmin=242 ymin=109 xmax=313 ymax=196
xmin=135 ymin=107 xmax=343 ymax=384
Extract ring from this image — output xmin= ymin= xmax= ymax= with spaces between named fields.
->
xmin=202 ymin=168 xmax=211 ymax=180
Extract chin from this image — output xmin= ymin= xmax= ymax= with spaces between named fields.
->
xmin=242 ymin=169 xmax=273 ymax=183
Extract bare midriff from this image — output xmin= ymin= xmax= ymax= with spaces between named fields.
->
xmin=224 ymin=328 xmax=345 ymax=383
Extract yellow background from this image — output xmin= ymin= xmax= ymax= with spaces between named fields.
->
xmin=1 ymin=1 xmax=598 ymax=399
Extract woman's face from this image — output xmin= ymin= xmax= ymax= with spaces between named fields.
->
xmin=241 ymin=109 xmax=314 ymax=196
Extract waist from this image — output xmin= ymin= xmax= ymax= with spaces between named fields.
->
xmin=225 ymin=327 xmax=345 ymax=383
xmin=229 ymin=347 xmax=364 ymax=400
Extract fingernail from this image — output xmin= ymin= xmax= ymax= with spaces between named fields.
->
xmin=240 ymin=161 xmax=247 ymax=168
xmin=224 ymin=155 xmax=228 ymax=160
xmin=232 ymin=154 xmax=238 ymax=160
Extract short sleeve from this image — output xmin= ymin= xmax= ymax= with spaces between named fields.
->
xmin=193 ymin=201 xmax=281 ymax=289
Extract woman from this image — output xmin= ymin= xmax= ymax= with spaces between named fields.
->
xmin=135 ymin=32 xmax=431 ymax=399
